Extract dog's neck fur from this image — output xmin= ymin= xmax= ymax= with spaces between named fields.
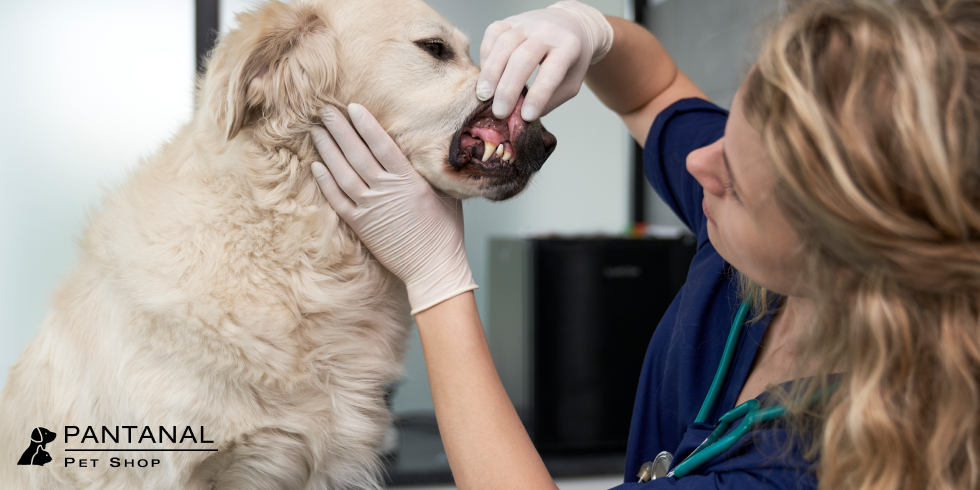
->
xmin=185 ymin=98 xmax=326 ymax=209
xmin=71 ymin=110 xmax=404 ymax=385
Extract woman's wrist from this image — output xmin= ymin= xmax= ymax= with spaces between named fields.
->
xmin=547 ymin=1 xmax=614 ymax=65
xmin=406 ymin=249 xmax=478 ymax=315
xmin=414 ymin=290 xmax=484 ymax=336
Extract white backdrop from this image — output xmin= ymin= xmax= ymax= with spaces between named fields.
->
xmin=0 ymin=0 xmax=194 ymax=394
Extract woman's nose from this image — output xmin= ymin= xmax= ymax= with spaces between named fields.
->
xmin=687 ymin=138 xmax=726 ymax=197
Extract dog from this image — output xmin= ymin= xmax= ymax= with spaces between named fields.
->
xmin=0 ymin=0 xmax=555 ymax=488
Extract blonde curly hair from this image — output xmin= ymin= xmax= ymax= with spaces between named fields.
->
xmin=741 ymin=0 xmax=980 ymax=488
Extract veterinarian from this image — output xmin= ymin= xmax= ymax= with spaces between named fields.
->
xmin=310 ymin=0 xmax=980 ymax=488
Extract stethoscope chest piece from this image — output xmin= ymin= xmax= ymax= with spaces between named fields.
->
xmin=637 ymin=451 xmax=674 ymax=482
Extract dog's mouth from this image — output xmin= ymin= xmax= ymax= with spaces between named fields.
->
xmin=448 ymin=89 xmax=557 ymax=194
xmin=451 ymin=97 xmax=525 ymax=168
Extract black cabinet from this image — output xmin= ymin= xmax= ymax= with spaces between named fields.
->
xmin=489 ymin=237 xmax=696 ymax=454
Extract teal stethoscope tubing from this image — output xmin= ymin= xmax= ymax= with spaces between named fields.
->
xmin=671 ymin=299 xmax=760 ymax=478
xmin=694 ymin=299 xmax=753 ymax=424
xmin=671 ymin=397 xmax=787 ymax=478
xmin=669 ymin=299 xmax=834 ymax=478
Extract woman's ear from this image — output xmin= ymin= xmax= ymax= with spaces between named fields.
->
xmin=202 ymin=0 xmax=338 ymax=141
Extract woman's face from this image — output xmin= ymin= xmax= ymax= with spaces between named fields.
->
xmin=686 ymin=82 xmax=807 ymax=297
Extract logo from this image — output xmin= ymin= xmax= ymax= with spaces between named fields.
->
xmin=17 ymin=427 xmax=57 ymax=466
xmin=15 ymin=424 xmax=216 ymax=470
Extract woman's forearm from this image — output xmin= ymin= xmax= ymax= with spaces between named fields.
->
xmin=585 ymin=16 xmax=679 ymax=114
xmin=586 ymin=16 xmax=707 ymax=145
xmin=414 ymin=292 xmax=558 ymax=490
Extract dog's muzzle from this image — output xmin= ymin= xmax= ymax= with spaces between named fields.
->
xmin=448 ymin=89 xmax=557 ymax=200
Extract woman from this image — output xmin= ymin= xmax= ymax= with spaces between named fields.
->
xmin=309 ymin=0 xmax=980 ymax=488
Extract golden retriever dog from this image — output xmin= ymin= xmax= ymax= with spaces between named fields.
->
xmin=0 ymin=0 xmax=556 ymax=488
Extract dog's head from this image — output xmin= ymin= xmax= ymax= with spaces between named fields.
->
xmin=201 ymin=0 xmax=556 ymax=201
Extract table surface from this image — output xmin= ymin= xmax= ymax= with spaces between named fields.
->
xmin=389 ymin=475 xmax=626 ymax=490
xmin=383 ymin=414 xmax=628 ymax=488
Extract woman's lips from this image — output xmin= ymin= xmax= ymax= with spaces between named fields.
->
xmin=703 ymin=198 xmax=717 ymax=226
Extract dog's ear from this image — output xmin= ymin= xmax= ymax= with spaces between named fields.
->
xmin=203 ymin=1 xmax=338 ymax=141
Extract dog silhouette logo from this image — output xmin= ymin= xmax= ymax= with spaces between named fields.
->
xmin=17 ymin=427 xmax=56 ymax=466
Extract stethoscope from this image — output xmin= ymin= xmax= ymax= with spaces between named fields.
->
xmin=636 ymin=299 xmax=832 ymax=482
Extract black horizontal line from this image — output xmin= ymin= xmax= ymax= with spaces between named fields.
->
xmin=64 ymin=449 xmax=217 ymax=452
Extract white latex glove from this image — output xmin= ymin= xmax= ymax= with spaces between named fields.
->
xmin=477 ymin=0 xmax=614 ymax=121
xmin=310 ymin=104 xmax=477 ymax=315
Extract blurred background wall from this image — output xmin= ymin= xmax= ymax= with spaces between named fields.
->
xmin=0 ymin=0 xmax=783 ymax=415
xmin=0 ymin=0 xmax=195 ymax=393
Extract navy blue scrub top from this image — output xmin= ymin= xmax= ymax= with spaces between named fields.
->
xmin=610 ymin=98 xmax=817 ymax=489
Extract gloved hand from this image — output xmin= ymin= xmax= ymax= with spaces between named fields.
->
xmin=477 ymin=0 xmax=613 ymax=122
xmin=310 ymin=104 xmax=477 ymax=315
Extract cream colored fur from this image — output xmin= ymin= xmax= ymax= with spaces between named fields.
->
xmin=0 ymin=0 xmax=513 ymax=488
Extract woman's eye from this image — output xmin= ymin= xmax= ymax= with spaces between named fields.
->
xmin=723 ymin=178 xmax=742 ymax=204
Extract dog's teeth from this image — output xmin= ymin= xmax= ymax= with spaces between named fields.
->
xmin=495 ymin=143 xmax=504 ymax=157
xmin=502 ymin=150 xmax=512 ymax=162
xmin=482 ymin=142 xmax=494 ymax=161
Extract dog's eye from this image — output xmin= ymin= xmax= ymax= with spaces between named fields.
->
xmin=415 ymin=39 xmax=452 ymax=60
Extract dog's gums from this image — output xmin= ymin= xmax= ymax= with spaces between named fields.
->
xmin=458 ymin=102 xmax=520 ymax=165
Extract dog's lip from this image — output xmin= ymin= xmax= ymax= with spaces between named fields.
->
xmin=463 ymin=98 xmax=495 ymax=131
xmin=471 ymin=97 xmax=495 ymax=123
